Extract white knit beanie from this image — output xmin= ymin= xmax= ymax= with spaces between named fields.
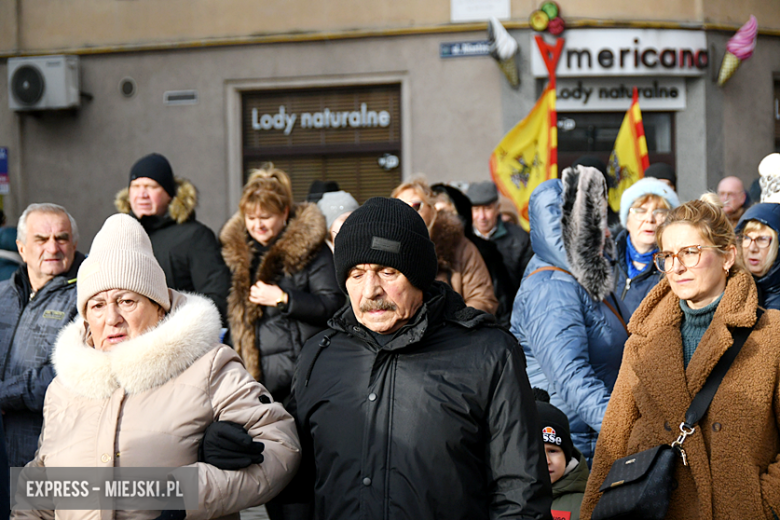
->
xmin=759 ymin=153 xmax=780 ymax=203
xmin=77 ymin=214 xmax=171 ymax=317
xmin=619 ymin=177 xmax=680 ymax=226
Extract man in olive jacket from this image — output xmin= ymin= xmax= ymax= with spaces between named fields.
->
xmin=286 ymin=197 xmax=552 ymax=520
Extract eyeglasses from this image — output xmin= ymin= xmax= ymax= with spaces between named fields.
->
xmin=628 ymin=207 xmax=670 ymax=220
xmin=653 ymin=245 xmax=723 ymax=273
xmin=740 ymin=234 xmax=773 ymax=249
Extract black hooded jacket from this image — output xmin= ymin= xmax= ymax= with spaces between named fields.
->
xmin=286 ymin=281 xmax=553 ymax=520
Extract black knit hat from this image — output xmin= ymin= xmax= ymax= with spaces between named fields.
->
xmin=644 ymin=162 xmax=677 ymax=190
xmin=333 ymin=197 xmax=437 ymax=292
xmin=129 ymin=153 xmax=177 ymax=198
xmin=536 ymin=397 xmax=574 ymax=463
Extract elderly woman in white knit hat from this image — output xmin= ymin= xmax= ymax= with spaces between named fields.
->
xmin=15 ymin=214 xmax=300 ymax=520
xmin=614 ymin=177 xmax=680 ymax=317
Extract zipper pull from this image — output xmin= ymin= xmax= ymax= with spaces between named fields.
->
xmin=625 ymin=278 xmax=631 ymax=291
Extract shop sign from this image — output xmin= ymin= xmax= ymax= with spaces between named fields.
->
xmin=532 ymin=29 xmax=708 ymax=78
xmin=440 ymin=41 xmax=491 ymax=58
xmin=251 ymin=104 xmax=391 ymax=136
xmin=0 ymin=148 xmax=8 ymax=195
xmin=556 ymin=78 xmax=686 ymax=111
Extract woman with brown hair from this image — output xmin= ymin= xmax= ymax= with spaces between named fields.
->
xmin=581 ymin=199 xmax=780 ymax=519
xmin=391 ymin=179 xmax=498 ymax=314
xmin=220 ymin=166 xmax=343 ymax=405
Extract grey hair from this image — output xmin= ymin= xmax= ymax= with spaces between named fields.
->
xmin=17 ymin=203 xmax=79 ymax=244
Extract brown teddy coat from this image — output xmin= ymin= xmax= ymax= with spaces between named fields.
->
xmin=581 ymin=270 xmax=780 ymax=520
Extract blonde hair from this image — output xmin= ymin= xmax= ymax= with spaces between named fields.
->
xmin=631 ymin=193 xmax=672 ymax=211
xmin=239 ymin=163 xmax=294 ymax=216
xmin=390 ymin=178 xmax=433 ymax=203
xmin=741 ymin=220 xmax=779 ymax=277
xmin=656 ymin=199 xmax=745 ymax=275
xmin=699 ymin=192 xmax=723 ymax=208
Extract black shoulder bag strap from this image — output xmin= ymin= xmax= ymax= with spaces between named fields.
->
xmin=672 ymin=308 xmax=764 ymax=464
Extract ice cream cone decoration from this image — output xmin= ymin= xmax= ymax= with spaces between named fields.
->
xmin=717 ymin=15 xmax=758 ymax=86
xmin=488 ymin=17 xmax=520 ymax=88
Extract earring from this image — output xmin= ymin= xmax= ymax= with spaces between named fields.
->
xmin=724 ymin=266 xmax=730 ymax=276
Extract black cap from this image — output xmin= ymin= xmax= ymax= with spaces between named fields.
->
xmin=307 ymin=180 xmax=340 ymax=202
xmin=129 ymin=153 xmax=177 ymax=198
xmin=333 ymin=197 xmax=437 ymax=292
xmin=644 ymin=163 xmax=677 ymax=190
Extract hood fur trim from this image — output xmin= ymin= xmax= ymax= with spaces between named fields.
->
xmin=219 ymin=203 xmax=326 ymax=381
xmin=114 ymin=178 xmax=197 ymax=225
xmin=429 ymin=211 xmax=463 ymax=274
xmin=561 ymin=166 xmax=616 ymax=301
xmin=52 ymin=291 xmax=221 ymax=399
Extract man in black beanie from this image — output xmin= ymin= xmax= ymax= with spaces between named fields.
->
xmin=114 ymin=153 xmax=231 ymax=322
xmin=284 ymin=197 xmax=553 ymax=520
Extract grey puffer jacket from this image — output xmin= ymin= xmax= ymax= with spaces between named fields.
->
xmin=0 ymin=253 xmax=84 ymax=467
xmin=286 ymin=282 xmax=553 ymax=520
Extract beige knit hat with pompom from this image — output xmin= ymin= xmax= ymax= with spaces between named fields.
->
xmin=77 ymin=214 xmax=170 ymax=317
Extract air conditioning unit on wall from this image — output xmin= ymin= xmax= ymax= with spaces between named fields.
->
xmin=8 ymin=55 xmax=80 ymax=111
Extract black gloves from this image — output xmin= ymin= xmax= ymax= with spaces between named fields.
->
xmin=199 ymin=421 xmax=265 ymax=470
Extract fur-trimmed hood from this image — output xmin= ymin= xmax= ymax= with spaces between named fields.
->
xmin=529 ymin=170 xmax=616 ymax=301
xmin=52 ymin=290 xmax=221 ymax=399
xmin=429 ymin=210 xmax=463 ymax=274
xmin=219 ymin=202 xmax=327 ymax=382
xmin=114 ymin=177 xmax=197 ymax=224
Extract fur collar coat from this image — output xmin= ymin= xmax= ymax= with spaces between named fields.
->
xmin=115 ymin=177 xmax=197 ymax=224
xmin=582 ymin=271 xmax=780 ymax=520
xmin=220 ymin=203 xmax=342 ymax=396
xmin=429 ymin=211 xmax=497 ymax=314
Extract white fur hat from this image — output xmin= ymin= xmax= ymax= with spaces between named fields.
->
xmin=759 ymin=153 xmax=780 ymax=203
xmin=77 ymin=214 xmax=170 ymax=317
xmin=619 ymin=177 xmax=680 ymax=226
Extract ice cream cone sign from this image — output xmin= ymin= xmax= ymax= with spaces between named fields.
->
xmin=488 ymin=18 xmax=520 ymax=88
xmin=717 ymin=15 xmax=758 ymax=87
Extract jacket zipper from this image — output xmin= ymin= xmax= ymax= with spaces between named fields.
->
xmin=621 ymin=277 xmax=632 ymax=299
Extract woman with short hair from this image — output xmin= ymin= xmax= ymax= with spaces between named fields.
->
xmin=736 ymin=203 xmax=780 ymax=310
xmin=581 ymin=199 xmax=780 ymax=520
xmin=15 ymin=214 xmax=301 ymax=520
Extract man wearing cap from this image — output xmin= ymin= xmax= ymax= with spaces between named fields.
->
xmin=285 ymin=197 xmax=552 ymax=520
xmin=0 ymin=203 xmax=84 ymax=466
xmin=467 ymin=180 xmax=533 ymax=294
xmin=114 ymin=153 xmax=231 ymax=322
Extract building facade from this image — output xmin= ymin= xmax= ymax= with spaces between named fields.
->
xmin=1 ymin=0 xmax=779 ymax=243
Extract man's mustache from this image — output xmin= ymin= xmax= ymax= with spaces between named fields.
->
xmin=360 ymin=299 xmax=397 ymax=312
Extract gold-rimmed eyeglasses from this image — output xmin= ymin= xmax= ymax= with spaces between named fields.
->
xmin=739 ymin=234 xmax=773 ymax=249
xmin=653 ymin=245 xmax=723 ymax=273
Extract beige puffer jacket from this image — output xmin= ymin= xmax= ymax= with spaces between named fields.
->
xmin=14 ymin=291 xmax=301 ymax=520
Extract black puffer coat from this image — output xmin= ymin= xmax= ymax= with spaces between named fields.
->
xmin=220 ymin=203 xmax=344 ymax=402
xmin=287 ymin=282 xmax=553 ymax=520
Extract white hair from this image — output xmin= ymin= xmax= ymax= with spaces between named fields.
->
xmin=17 ymin=203 xmax=79 ymax=244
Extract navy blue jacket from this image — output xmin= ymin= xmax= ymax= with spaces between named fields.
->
xmin=736 ymin=203 xmax=780 ymax=310
xmin=614 ymin=229 xmax=663 ymax=318
xmin=0 ymin=254 xmax=83 ymax=467
xmin=511 ymin=180 xmax=628 ymax=462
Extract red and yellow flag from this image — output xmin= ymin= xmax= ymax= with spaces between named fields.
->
xmin=489 ymin=85 xmax=558 ymax=232
xmin=607 ymin=87 xmax=650 ymax=212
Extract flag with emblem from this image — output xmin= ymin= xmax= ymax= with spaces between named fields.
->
xmin=607 ymin=87 xmax=650 ymax=212
xmin=489 ymin=84 xmax=557 ymax=232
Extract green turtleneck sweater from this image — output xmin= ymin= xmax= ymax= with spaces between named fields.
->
xmin=679 ymin=293 xmax=724 ymax=368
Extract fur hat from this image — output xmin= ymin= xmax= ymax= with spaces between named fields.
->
xmin=317 ymin=191 xmax=359 ymax=231
xmin=466 ymin=181 xmax=499 ymax=206
xmin=77 ymin=214 xmax=170 ymax=317
xmin=619 ymin=177 xmax=680 ymax=226
xmin=333 ymin=197 xmax=437 ymax=292
xmin=129 ymin=153 xmax=177 ymax=198
xmin=759 ymin=153 xmax=780 ymax=203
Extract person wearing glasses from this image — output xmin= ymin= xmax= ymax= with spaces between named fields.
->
xmin=391 ymin=180 xmax=498 ymax=314
xmin=582 ymin=199 xmax=780 ymax=520
xmin=614 ymin=178 xmax=679 ymax=316
xmin=735 ymin=202 xmax=780 ymax=310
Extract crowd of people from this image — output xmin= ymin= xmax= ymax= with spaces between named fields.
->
xmin=0 ymin=149 xmax=780 ymax=520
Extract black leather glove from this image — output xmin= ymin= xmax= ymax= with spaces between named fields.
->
xmin=152 ymin=511 xmax=186 ymax=520
xmin=199 ymin=421 xmax=265 ymax=470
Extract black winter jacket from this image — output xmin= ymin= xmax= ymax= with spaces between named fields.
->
xmin=613 ymin=229 xmax=663 ymax=318
xmin=0 ymin=253 xmax=84 ymax=467
xmin=115 ymin=178 xmax=232 ymax=322
xmin=287 ymin=282 xmax=553 ymax=520
xmin=491 ymin=220 xmax=534 ymax=292
xmin=221 ymin=203 xmax=344 ymax=402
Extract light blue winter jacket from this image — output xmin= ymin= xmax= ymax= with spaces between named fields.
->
xmin=510 ymin=178 xmax=628 ymax=463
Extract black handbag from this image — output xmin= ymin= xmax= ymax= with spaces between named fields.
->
xmin=591 ymin=309 xmax=762 ymax=520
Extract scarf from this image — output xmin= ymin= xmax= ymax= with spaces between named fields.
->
xmin=625 ymin=235 xmax=657 ymax=279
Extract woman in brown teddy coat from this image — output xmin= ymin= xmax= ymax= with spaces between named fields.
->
xmin=581 ymin=199 xmax=780 ymax=520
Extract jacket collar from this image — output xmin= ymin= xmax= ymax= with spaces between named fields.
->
xmin=114 ymin=177 xmax=198 ymax=225
xmin=13 ymin=252 xmax=85 ymax=304
xmin=52 ymin=290 xmax=221 ymax=399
